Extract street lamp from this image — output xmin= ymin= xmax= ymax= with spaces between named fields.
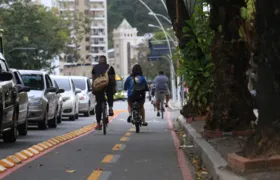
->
xmin=148 ymin=24 xmax=177 ymax=46
xmin=148 ymin=12 xmax=172 ymax=24
xmin=139 ymin=0 xmax=177 ymax=100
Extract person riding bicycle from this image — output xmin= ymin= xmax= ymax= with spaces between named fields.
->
xmin=124 ymin=64 xmax=148 ymax=126
xmin=92 ymin=55 xmax=116 ymax=130
xmin=153 ymin=71 xmax=170 ymax=117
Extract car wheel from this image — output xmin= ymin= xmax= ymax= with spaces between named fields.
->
xmin=69 ymin=115 xmax=75 ymax=121
xmin=75 ymin=113 xmax=79 ymax=119
xmin=18 ymin=111 xmax=28 ymax=136
xmin=84 ymin=102 xmax=90 ymax=117
xmin=57 ymin=108 xmax=62 ymax=124
xmin=3 ymin=107 xmax=18 ymax=143
xmin=90 ymin=108 xmax=95 ymax=115
xmin=38 ymin=110 xmax=48 ymax=130
xmin=48 ymin=108 xmax=58 ymax=128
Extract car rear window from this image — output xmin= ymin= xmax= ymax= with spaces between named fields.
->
xmin=53 ymin=78 xmax=71 ymax=91
xmin=21 ymin=74 xmax=44 ymax=90
xmin=72 ymin=79 xmax=86 ymax=90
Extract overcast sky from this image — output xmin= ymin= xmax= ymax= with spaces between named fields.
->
xmin=41 ymin=0 xmax=52 ymax=7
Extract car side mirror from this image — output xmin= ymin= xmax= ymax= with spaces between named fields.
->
xmin=75 ymin=88 xmax=81 ymax=94
xmin=0 ymin=71 xmax=13 ymax=81
xmin=18 ymin=85 xmax=30 ymax=93
xmin=57 ymin=88 xmax=65 ymax=94
xmin=46 ymin=87 xmax=57 ymax=93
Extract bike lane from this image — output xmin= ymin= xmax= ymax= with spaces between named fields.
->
xmin=3 ymin=105 xmax=193 ymax=180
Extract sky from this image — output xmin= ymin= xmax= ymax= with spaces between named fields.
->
xmin=41 ymin=0 xmax=52 ymax=7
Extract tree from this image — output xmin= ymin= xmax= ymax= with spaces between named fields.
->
xmin=204 ymin=0 xmax=256 ymax=131
xmin=243 ymin=0 xmax=280 ymax=158
xmin=0 ymin=1 xmax=69 ymax=70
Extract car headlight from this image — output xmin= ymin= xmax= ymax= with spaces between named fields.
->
xmin=29 ymin=97 xmax=42 ymax=105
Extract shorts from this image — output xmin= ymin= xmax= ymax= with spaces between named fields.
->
xmin=155 ymin=90 xmax=169 ymax=101
xmin=128 ymin=91 xmax=146 ymax=104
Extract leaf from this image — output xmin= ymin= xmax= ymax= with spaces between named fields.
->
xmin=66 ymin=169 xmax=76 ymax=173
xmin=203 ymin=71 xmax=210 ymax=77
xmin=240 ymin=7 xmax=247 ymax=20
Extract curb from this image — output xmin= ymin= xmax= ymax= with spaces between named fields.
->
xmin=0 ymin=110 xmax=124 ymax=177
xmin=168 ymin=101 xmax=182 ymax=110
xmin=176 ymin=115 xmax=246 ymax=180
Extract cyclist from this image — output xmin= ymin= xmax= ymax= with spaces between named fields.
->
xmin=153 ymin=71 xmax=170 ymax=117
xmin=92 ymin=55 xmax=116 ymax=130
xmin=124 ymin=64 xmax=148 ymax=126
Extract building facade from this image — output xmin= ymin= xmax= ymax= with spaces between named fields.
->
xmin=113 ymin=19 xmax=143 ymax=78
xmin=57 ymin=0 xmax=108 ymax=76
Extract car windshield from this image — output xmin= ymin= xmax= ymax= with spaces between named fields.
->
xmin=53 ymin=78 xmax=71 ymax=91
xmin=72 ymin=79 xmax=86 ymax=90
xmin=21 ymin=74 xmax=44 ymax=90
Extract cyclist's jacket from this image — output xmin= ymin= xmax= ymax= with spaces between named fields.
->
xmin=153 ymin=75 xmax=169 ymax=91
xmin=124 ymin=75 xmax=148 ymax=98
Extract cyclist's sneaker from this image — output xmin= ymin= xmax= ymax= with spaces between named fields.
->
xmin=157 ymin=112 xmax=160 ymax=117
xmin=95 ymin=123 xmax=102 ymax=130
xmin=142 ymin=122 xmax=148 ymax=126
xmin=127 ymin=116 xmax=132 ymax=123
xmin=108 ymin=108 xmax=114 ymax=116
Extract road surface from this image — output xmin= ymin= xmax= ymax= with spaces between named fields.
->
xmin=0 ymin=101 xmax=192 ymax=180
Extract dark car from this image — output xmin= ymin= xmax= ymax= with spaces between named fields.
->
xmin=0 ymin=54 xmax=19 ymax=143
xmin=11 ymin=68 xmax=30 ymax=136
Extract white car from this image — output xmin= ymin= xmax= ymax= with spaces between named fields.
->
xmin=51 ymin=75 xmax=81 ymax=121
xmin=70 ymin=76 xmax=96 ymax=116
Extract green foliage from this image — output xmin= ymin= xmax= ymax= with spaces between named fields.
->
xmin=0 ymin=1 xmax=70 ymax=70
xmin=179 ymin=4 xmax=214 ymax=115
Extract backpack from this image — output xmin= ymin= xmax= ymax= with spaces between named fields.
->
xmin=93 ymin=65 xmax=111 ymax=92
xmin=131 ymin=76 xmax=146 ymax=100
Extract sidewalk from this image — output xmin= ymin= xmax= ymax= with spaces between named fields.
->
xmin=170 ymin=106 xmax=280 ymax=180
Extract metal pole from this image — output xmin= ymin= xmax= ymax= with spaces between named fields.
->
xmin=139 ymin=0 xmax=176 ymax=100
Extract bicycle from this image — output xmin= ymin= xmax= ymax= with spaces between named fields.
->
xmin=100 ymin=99 xmax=108 ymax=135
xmin=158 ymin=91 xmax=165 ymax=119
xmin=131 ymin=101 xmax=142 ymax=133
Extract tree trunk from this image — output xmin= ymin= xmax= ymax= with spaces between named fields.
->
xmin=205 ymin=0 xmax=256 ymax=131
xmin=165 ymin=0 xmax=190 ymax=49
xmin=243 ymin=0 xmax=280 ymax=158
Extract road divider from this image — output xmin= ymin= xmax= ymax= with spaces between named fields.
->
xmin=112 ymin=144 xmax=126 ymax=151
xmin=0 ymin=110 xmax=125 ymax=178
xmin=102 ymin=155 xmax=120 ymax=163
xmin=87 ymin=170 xmax=111 ymax=180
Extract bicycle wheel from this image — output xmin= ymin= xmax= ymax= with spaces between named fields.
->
xmin=135 ymin=123 xmax=140 ymax=133
xmin=102 ymin=103 xmax=107 ymax=135
xmin=161 ymin=101 xmax=164 ymax=119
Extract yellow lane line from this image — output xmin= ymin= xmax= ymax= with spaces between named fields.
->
xmin=87 ymin=170 xmax=103 ymax=180
xmin=102 ymin=155 xmax=114 ymax=163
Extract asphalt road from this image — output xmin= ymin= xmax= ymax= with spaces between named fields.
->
xmin=0 ymin=101 xmax=191 ymax=180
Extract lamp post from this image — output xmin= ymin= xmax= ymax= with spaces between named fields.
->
xmin=148 ymin=24 xmax=177 ymax=46
xmin=139 ymin=0 xmax=176 ymax=100
xmin=148 ymin=12 xmax=172 ymax=24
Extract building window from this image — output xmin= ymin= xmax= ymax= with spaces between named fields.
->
xmin=86 ymin=46 xmax=90 ymax=51
xmin=85 ymin=37 xmax=90 ymax=41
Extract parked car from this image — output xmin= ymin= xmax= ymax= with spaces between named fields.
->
xmin=0 ymin=55 xmax=19 ymax=142
xmin=10 ymin=68 xmax=30 ymax=136
xmin=51 ymin=76 xmax=81 ymax=121
xmin=51 ymin=77 xmax=64 ymax=124
xmin=19 ymin=70 xmax=61 ymax=129
xmin=70 ymin=76 xmax=95 ymax=116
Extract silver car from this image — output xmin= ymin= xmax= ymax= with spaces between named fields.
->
xmin=51 ymin=75 xmax=81 ymax=121
xmin=51 ymin=77 xmax=64 ymax=124
xmin=10 ymin=69 xmax=30 ymax=136
xmin=70 ymin=76 xmax=96 ymax=116
xmin=19 ymin=70 xmax=60 ymax=129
